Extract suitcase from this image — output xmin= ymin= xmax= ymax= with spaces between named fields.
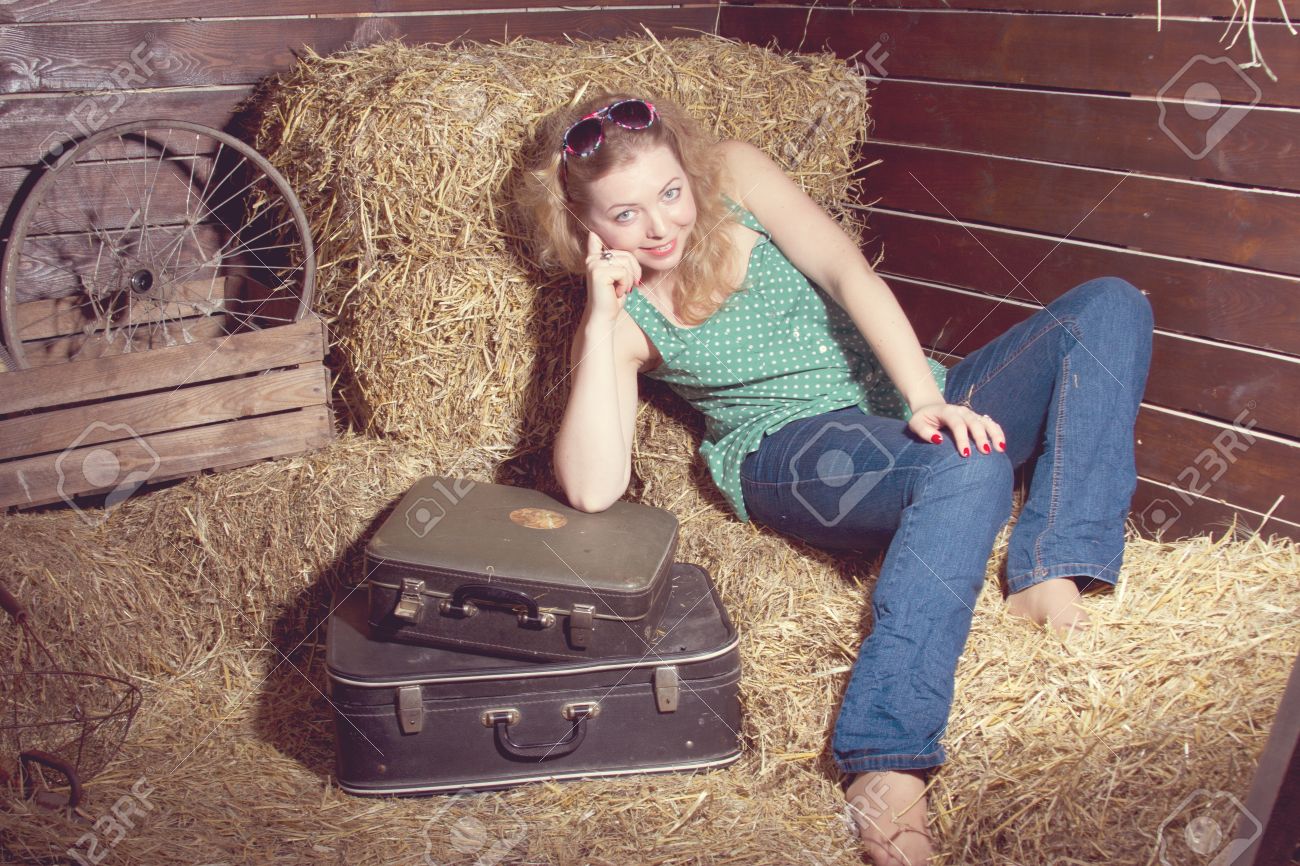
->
xmin=365 ymin=476 xmax=679 ymax=662
xmin=328 ymin=561 xmax=742 ymax=795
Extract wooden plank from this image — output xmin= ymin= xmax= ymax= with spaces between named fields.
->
xmin=865 ymin=210 xmax=1300 ymax=356
xmin=0 ymin=153 xmax=239 ymax=239
xmin=0 ymin=313 xmax=326 ymax=413
xmin=862 ymin=142 xmax=1300 ymax=276
xmin=888 ymin=276 xmax=1300 ymax=436
xmin=1129 ymin=477 xmax=1300 ymax=544
xmin=23 ymin=313 xmax=233 ymax=367
xmin=0 ymin=365 xmax=327 ymax=462
xmin=0 ymin=403 xmax=334 ymax=509
xmin=0 ymin=9 xmax=719 ymax=94
xmin=11 ymin=227 xmax=228 ymax=303
xmin=868 ymin=78 xmax=1300 ymax=191
xmin=736 ymin=0 xmax=1294 ymax=19
xmin=1238 ymin=650 xmax=1300 ymax=866
xmin=0 ymin=0 xmax=684 ymax=24
xmin=1133 ymin=407 xmax=1298 ymax=526
xmin=0 ymin=87 xmax=254 ymax=170
xmin=17 ymin=278 xmax=229 ymax=339
xmin=719 ymin=8 xmax=1298 ymax=105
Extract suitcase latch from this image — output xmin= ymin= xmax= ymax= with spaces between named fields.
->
xmin=393 ymin=577 xmax=425 ymax=622
xmin=569 ymin=604 xmax=595 ymax=649
xmin=562 ymin=701 xmax=601 ymax=721
xmin=654 ymin=666 xmax=679 ymax=713
xmin=396 ymin=685 xmax=423 ymax=734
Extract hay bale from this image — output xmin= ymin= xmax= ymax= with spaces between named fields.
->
xmin=249 ymin=34 xmax=873 ymax=514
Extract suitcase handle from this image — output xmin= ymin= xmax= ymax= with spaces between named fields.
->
xmin=486 ymin=704 xmax=596 ymax=760
xmin=443 ymin=584 xmax=556 ymax=630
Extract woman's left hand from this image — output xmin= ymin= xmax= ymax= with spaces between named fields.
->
xmin=907 ymin=402 xmax=1006 ymax=458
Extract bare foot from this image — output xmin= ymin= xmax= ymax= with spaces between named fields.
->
xmin=1006 ymin=577 xmax=1091 ymax=635
xmin=843 ymin=770 xmax=933 ymax=866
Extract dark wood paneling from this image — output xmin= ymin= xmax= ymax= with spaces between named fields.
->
xmin=1133 ymin=407 xmax=1298 ymax=526
xmin=0 ymin=88 xmax=254 ymax=170
xmin=0 ymin=0 xmax=684 ymax=23
xmin=720 ymin=8 xmax=1297 ymax=105
xmin=737 ymin=0 xmax=1293 ymax=20
xmin=863 ymin=142 xmax=1300 ymax=276
xmin=1129 ymin=478 xmax=1299 ymax=544
xmin=889 ymin=276 xmax=1300 ymax=437
xmin=869 ymin=78 xmax=1300 ymax=191
xmin=866 ymin=210 xmax=1300 ymax=356
xmin=0 ymin=8 xmax=718 ymax=94
xmin=2 ymin=155 xmax=224 ymax=237
xmin=12 ymin=228 xmax=227 ymax=303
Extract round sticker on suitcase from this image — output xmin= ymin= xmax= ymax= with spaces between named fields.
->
xmin=508 ymin=507 xmax=568 ymax=530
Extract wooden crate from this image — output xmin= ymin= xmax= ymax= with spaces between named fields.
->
xmin=0 ymin=313 xmax=335 ymax=513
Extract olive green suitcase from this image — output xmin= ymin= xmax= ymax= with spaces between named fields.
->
xmin=366 ymin=476 xmax=679 ymax=662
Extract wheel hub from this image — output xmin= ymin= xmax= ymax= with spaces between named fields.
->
xmin=129 ymin=269 xmax=155 ymax=294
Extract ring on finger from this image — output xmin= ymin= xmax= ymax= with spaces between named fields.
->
xmin=599 ymin=250 xmax=614 ymax=261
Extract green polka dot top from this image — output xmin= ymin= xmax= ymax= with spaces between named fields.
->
xmin=623 ymin=196 xmax=948 ymax=523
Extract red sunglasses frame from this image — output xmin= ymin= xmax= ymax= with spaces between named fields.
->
xmin=561 ymin=99 xmax=659 ymax=159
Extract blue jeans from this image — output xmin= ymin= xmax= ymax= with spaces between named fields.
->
xmin=738 ymin=278 xmax=1154 ymax=774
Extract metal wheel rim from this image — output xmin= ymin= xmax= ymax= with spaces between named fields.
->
xmin=1 ymin=119 xmax=316 ymax=370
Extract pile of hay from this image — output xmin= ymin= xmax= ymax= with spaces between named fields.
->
xmin=1 ymin=434 xmax=1295 ymax=865
xmin=1 ymin=33 xmax=1296 ymax=866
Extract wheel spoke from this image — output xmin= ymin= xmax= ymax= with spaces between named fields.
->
xmin=3 ymin=122 xmax=313 ymax=368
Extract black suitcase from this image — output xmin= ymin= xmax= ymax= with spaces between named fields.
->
xmin=365 ymin=476 xmax=679 ymax=662
xmin=329 ymin=562 xmax=742 ymax=795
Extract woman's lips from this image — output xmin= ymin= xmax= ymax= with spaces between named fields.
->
xmin=642 ymin=239 xmax=677 ymax=257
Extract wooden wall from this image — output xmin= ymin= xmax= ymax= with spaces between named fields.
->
xmin=721 ymin=0 xmax=1300 ymax=544
xmin=2 ymin=0 xmax=1296 ymax=544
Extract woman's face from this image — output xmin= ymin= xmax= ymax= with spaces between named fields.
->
xmin=581 ymin=143 xmax=698 ymax=277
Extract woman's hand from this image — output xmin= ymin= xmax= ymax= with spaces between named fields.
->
xmin=583 ymin=231 xmax=641 ymax=324
xmin=907 ymin=402 xmax=1006 ymax=458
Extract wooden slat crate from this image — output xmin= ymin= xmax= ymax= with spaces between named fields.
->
xmin=0 ymin=313 xmax=335 ymax=513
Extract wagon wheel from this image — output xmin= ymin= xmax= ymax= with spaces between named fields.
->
xmin=1 ymin=120 xmax=315 ymax=369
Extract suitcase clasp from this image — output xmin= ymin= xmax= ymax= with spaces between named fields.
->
xmin=561 ymin=701 xmax=600 ymax=721
xmin=654 ymin=666 xmax=679 ymax=713
xmin=569 ymin=604 xmax=595 ymax=649
xmin=394 ymin=577 xmax=426 ymax=622
xmin=481 ymin=708 xmax=521 ymax=727
xmin=396 ymin=685 xmax=423 ymax=734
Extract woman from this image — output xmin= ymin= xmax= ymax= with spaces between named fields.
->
xmin=518 ymin=91 xmax=1153 ymax=865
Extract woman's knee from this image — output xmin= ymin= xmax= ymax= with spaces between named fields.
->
xmin=917 ymin=447 xmax=1014 ymax=511
xmin=1065 ymin=276 xmax=1154 ymax=332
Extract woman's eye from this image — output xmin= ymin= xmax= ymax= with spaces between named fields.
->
xmin=615 ymin=210 xmax=634 ymax=223
xmin=664 ymin=187 xmax=680 ymax=201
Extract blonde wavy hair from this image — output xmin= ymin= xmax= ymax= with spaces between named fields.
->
xmin=516 ymin=91 xmax=741 ymax=326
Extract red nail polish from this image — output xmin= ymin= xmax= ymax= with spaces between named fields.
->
xmin=981 ymin=443 xmax=990 ymax=453
xmin=930 ymin=434 xmax=942 ymax=444
xmin=962 ymin=447 xmax=970 ymax=457
xmin=998 ymin=441 xmax=1006 ymax=451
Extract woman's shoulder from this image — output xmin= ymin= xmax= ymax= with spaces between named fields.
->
xmin=715 ymin=139 xmax=776 ymax=208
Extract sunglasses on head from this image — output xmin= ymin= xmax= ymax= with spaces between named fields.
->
xmin=561 ymin=98 xmax=658 ymax=159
